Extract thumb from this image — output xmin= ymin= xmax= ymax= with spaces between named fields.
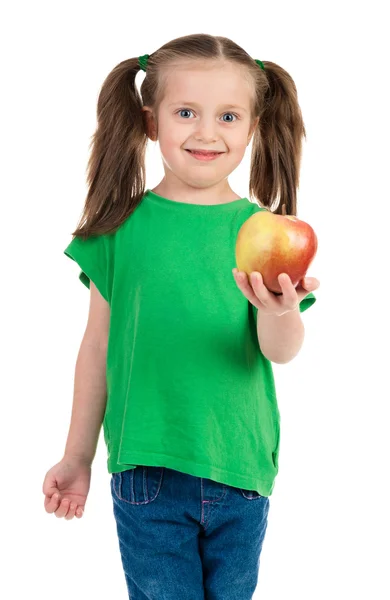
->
xmin=42 ymin=469 xmax=60 ymax=498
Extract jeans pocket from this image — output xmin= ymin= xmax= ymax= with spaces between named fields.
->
xmin=111 ymin=466 xmax=165 ymax=505
xmin=239 ymin=488 xmax=264 ymax=500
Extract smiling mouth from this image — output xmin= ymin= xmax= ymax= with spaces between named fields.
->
xmin=185 ymin=149 xmax=224 ymax=155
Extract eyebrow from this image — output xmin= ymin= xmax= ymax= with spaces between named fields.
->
xmin=168 ymin=101 xmax=248 ymax=113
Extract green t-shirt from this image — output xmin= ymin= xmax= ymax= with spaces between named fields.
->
xmin=64 ymin=189 xmax=316 ymax=496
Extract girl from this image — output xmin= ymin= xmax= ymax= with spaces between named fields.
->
xmin=43 ymin=33 xmax=319 ymax=599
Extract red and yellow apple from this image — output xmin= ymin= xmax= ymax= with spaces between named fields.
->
xmin=235 ymin=205 xmax=318 ymax=294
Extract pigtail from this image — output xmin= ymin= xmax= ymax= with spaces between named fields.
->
xmin=72 ymin=57 xmax=148 ymax=239
xmin=249 ymin=61 xmax=306 ymax=217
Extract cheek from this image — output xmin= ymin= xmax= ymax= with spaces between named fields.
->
xmin=157 ymin=135 xmax=186 ymax=169
xmin=230 ymin=132 xmax=249 ymax=150
xmin=227 ymin=140 xmax=248 ymax=161
xmin=158 ymin=127 xmax=183 ymax=153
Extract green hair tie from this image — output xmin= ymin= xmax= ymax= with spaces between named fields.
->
xmin=254 ymin=59 xmax=265 ymax=70
xmin=138 ymin=54 xmax=265 ymax=73
xmin=138 ymin=54 xmax=150 ymax=71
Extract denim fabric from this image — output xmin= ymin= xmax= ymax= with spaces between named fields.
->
xmin=110 ymin=466 xmax=270 ymax=599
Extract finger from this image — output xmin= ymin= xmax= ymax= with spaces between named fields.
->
xmin=65 ymin=502 xmax=77 ymax=521
xmin=55 ymin=497 xmax=71 ymax=519
xmin=233 ymin=270 xmax=261 ymax=307
xmin=278 ymin=273 xmax=299 ymax=309
xmin=250 ymin=272 xmax=278 ymax=309
xmin=45 ymin=492 xmax=61 ymax=514
xmin=302 ymin=276 xmax=320 ymax=290
xmin=75 ymin=506 xmax=84 ymax=519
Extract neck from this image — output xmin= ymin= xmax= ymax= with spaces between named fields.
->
xmin=151 ymin=179 xmax=241 ymax=205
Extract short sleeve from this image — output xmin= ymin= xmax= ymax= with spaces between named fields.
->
xmin=299 ymin=291 xmax=316 ymax=313
xmin=64 ymin=233 xmax=110 ymax=302
xmin=251 ymin=290 xmax=316 ymax=319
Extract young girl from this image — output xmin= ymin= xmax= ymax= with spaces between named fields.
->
xmin=43 ymin=33 xmax=319 ymax=599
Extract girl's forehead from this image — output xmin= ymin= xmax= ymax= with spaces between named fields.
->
xmin=161 ymin=65 xmax=254 ymax=108
xmin=164 ymin=61 xmax=249 ymax=84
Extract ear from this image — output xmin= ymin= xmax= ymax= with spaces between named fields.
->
xmin=247 ymin=116 xmax=260 ymax=145
xmin=142 ymin=107 xmax=158 ymax=141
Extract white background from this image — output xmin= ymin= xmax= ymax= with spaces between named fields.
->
xmin=2 ymin=1 xmax=389 ymax=598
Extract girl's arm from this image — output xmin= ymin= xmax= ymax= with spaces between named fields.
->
xmin=63 ymin=282 xmax=110 ymax=465
xmin=233 ymin=270 xmax=318 ymax=364
xmin=257 ymin=307 xmax=305 ymax=364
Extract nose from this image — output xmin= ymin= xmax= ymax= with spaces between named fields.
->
xmin=194 ymin=117 xmax=218 ymax=143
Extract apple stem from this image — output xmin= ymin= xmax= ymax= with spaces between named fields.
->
xmin=282 ymin=204 xmax=286 ymax=216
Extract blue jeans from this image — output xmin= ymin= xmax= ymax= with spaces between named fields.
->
xmin=110 ymin=465 xmax=270 ymax=599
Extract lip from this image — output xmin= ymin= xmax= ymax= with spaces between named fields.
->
xmin=185 ymin=149 xmax=225 ymax=161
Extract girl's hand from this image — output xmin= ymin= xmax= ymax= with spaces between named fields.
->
xmin=42 ymin=456 xmax=92 ymax=520
xmin=232 ymin=269 xmax=320 ymax=317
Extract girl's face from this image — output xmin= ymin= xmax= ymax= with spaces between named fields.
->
xmin=143 ymin=61 xmax=259 ymax=190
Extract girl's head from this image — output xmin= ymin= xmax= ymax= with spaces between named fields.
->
xmin=72 ymin=33 xmax=306 ymax=238
xmin=141 ymin=58 xmax=260 ymax=198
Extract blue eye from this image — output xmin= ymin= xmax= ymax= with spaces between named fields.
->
xmin=221 ymin=113 xmax=237 ymax=122
xmin=176 ymin=108 xmax=192 ymax=114
xmin=178 ymin=109 xmax=193 ymax=119
xmin=176 ymin=109 xmax=238 ymax=122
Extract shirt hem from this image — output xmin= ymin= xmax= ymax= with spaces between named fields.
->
xmin=107 ymin=449 xmax=277 ymax=497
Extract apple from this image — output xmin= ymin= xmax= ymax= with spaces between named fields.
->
xmin=235 ymin=204 xmax=318 ymax=295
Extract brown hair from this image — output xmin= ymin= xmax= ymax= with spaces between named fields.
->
xmin=70 ymin=33 xmax=306 ymax=239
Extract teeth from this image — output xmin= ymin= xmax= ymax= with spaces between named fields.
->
xmin=190 ymin=150 xmax=218 ymax=154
